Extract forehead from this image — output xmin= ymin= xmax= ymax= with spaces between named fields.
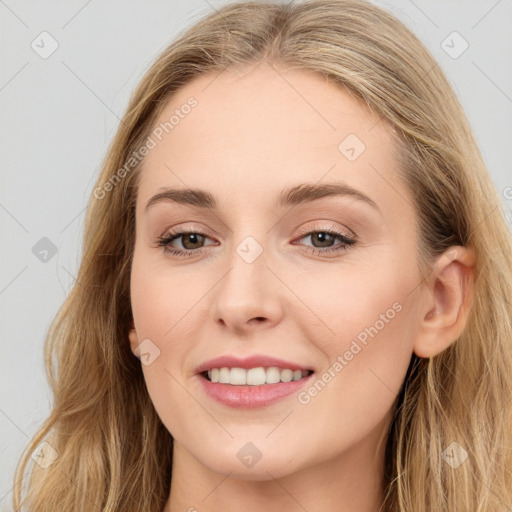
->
xmin=136 ymin=62 xmax=408 ymax=217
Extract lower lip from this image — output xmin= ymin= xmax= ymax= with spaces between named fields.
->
xmin=197 ymin=372 xmax=315 ymax=409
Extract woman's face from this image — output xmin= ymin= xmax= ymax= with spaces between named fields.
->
xmin=129 ymin=62 xmax=429 ymax=480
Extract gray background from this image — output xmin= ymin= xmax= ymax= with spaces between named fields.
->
xmin=1 ymin=0 xmax=511 ymax=507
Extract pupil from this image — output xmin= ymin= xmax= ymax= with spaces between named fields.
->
xmin=185 ymin=233 xmax=202 ymax=249
xmin=314 ymin=232 xmax=332 ymax=247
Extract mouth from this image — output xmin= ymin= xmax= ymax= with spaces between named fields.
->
xmin=197 ymin=366 xmax=316 ymax=408
xmin=201 ymin=367 xmax=314 ymax=386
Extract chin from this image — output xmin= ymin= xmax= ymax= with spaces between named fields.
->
xmin=203 ymin=455 xmax=302 ymax=481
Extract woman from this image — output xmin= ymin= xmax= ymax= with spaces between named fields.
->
xmin=13 ymin=0 xmax=512 ymax=510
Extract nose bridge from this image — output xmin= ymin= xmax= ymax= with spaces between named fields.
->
xmin=211 ymin=230 xmax=282 ymax=328
xmin=224 ymin=233 xmax=269 ymax=300
xmin=224 ymin=210 xmax=272 ymax=276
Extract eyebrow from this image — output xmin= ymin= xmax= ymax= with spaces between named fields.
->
xmin=144 ymin=182 xmax=380 ymax=213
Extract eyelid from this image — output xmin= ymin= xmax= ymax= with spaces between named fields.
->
xmin=159 ymin=221 xmax=354 ymax=242
xmin=294 ymin=221 xmax=355 ymax=239
xmin=156 ymin=221 xmax=357 ymax=261
xmin=159 ymin=223 xmax=215 ymax=238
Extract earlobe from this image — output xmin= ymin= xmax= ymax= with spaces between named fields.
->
xmin=128 ymin=320 xmax=140 ymax=355
xmin=413 ymin=245 xmax=476 ymax=359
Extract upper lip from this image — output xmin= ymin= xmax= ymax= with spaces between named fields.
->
xmin=194 ymin=354 xmax=314 ymax=374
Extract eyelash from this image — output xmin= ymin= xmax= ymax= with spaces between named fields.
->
xmin=156 ymin=225 xmax=356 ymax=258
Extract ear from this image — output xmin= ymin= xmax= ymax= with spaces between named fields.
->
xmin=128 ymin=319 xmax=140 ymax=357
xmin=413 ymin=245 xmax=476 ymax=359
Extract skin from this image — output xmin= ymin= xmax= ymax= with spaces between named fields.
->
xmin=128 ymin=61 xmax=475 ymax=512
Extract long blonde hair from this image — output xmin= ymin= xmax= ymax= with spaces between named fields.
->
xmin=13 ymin=0 xmax=512 ymax=510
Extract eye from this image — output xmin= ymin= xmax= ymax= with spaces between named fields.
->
xmin=293 ymin=227 xmax=356 ymax=256
xmin=156 ymin=227 xmax=217 ymax=257
xmin=155 ymin=225 xmax=357 ymax=257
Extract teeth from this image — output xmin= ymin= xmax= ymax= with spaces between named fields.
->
xmin=206 ymin=366 xmax=311 ymax=385
xmin=281 ymin=369 xmax=293 ymax=382
xmin=219 ymin=367 xmax=230 ymax=384
xmin=266 ymin=367 xmax=281 ymax=384
xmin=247 ymin=367 xmax=266 ymax=385
xmin=230 ymin=367 xmax=246 ymax=385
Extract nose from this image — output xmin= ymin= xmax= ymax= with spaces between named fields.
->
xmin=210 ymin=236 xmax=285 ymax=334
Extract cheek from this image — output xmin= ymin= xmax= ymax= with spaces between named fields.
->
xmin=299 ymin=260 xmax=413 ymax=347
xmin=130 ymin=247 xmax=193 ymax=341
xmin=295 ymin=259 xmax=417 ymax=405
xmin=130 ymin=250 xmax=207 ymax=432
xmin=287 ymin=281 xmax=416 ymax=462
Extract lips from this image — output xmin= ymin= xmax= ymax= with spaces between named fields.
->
xmin=194 ymin=354 xmax=316 ymax=408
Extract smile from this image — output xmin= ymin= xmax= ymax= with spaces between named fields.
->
xmin=203 ymin=366 xmax=313 ymax=386
xmin=198 ymin=368 xmax=315 ymax=409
